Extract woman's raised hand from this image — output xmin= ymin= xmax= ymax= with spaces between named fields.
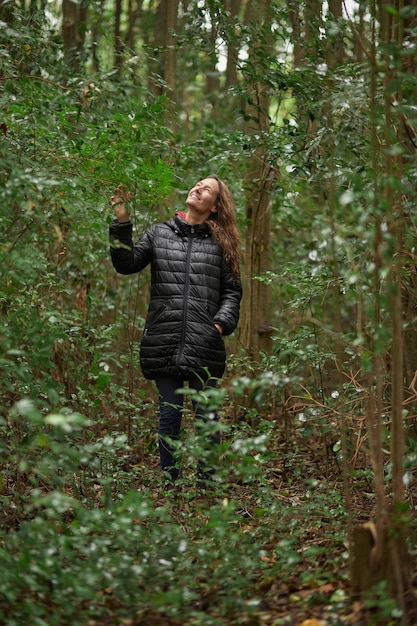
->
xmin=111 ymin=185 xmax=132 ymax=223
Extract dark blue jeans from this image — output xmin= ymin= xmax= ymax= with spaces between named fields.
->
xmin=155 ymin=374 xmax=220 ymax=480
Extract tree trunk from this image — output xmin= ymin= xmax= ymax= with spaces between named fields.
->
xmin=287 ymin=0 xmax=304 ymax=68
xmin=205 ymin=5 xmax=220 ymax=113
xmin=0 ymin=0 xmax=15 ymax=22
xmin=114 ymin=0 xmax=123 ymax=70
xmin=90 ymin=0 xmax=105 ymax=72
xmin=148 ymin=0 xmax=179 ymax=105
xmin=398 ymin=2 xmax=417 ymax=387
xmin=149 ymin=0 xmax=167 ymax=95
xmin=353 ymin=3 xmax=365 ymax=63
xmin=327 ymin=0 xmax=345 ymax=67
xmin=240 ymin=0 xmax=274 ymax=358
xmin=126 ymin=0 xmax=143 ymax=54
xmin=164 ymin=0 xmax=179 ymax=102
xmin=224 ymin=0 xmax=241 ymax=90
xmin=242 ymin=154 xmax=274 ymax=357
xmin=62 ymin=0 xmax=88 ymax=75
xmin=304 ymin=0 xmax=322 ymax=61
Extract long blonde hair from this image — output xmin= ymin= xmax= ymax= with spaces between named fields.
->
xmin=206 ymin=175 xmax=241 ymax=279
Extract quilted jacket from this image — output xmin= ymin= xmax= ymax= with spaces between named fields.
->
xmin=109 ymin=214 xmax=242 ymax=380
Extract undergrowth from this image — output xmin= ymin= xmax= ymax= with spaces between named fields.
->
xmin=1 ymin=379 xmax=408 ymax=626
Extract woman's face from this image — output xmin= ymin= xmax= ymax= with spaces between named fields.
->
xmin=186 ymin=178 xmax=220 ymax=217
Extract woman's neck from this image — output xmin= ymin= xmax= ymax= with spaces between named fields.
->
xmin=184 ymin=209 xmax=211 ymax=225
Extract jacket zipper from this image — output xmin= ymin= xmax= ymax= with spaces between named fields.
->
xmin=176 ymin=226 xmax=194 ymax=365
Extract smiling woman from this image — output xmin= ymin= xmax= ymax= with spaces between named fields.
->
xmin=109 ymin=176 xmax=242 ymax=486
xmin=185 ymin=177 xmax=220 ymax=223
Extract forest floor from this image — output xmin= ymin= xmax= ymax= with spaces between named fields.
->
xmin=89 ymin=405 xmax=417 ymax=626
xmin=1 ymin=399 xmax=417 ymax=626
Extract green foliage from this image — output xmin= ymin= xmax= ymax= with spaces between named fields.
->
xmin=0 ymin=394 xmax=356 ymax=626
xmin=0 ymin=9 xmax=177 ymax=425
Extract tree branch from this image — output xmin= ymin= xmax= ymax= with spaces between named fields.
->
xmin=0 ymin=75 xmax=71 ymax=90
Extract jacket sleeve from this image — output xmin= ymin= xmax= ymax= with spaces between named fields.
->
xmin=109 ymin=220 xmax=153 ymax=275
xmin=213 ymin=262 xmax=242 ymax=336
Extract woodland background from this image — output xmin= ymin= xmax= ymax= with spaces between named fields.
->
xmin=1 ymin=0 xmax=417 ymax=624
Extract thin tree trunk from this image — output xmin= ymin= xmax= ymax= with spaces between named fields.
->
xmin=0 ymin=1 xmax=14 ymax=24
xmin=205 ymin=6 xmax=220 ymax=112
xmin=114 ymin=0 xmax=123 ymax=70
xmin=149 ymin=0 xmax=166 ymax=95
xmin=399 ymin=1 xmax=417 ymax=387
xmin=304 ymin=0 xmax=322 ymax=60
xmin=353 ymin=3 xmax=365 ymax=63
xmin=224 ymin=0 xmax=240 ymax=89
xmin=287 ymin=0 xmax=304 ymax=67
xmin=367 ymin=0 xmax=386 ymax=560
xmin=351 ymin=1 xmax=388 ymax=599
xmin=62 ymin=0 xmax=88 ymax=75
xmin=164 ymin=0 xmax=179 ymax=102
xmin=327 ymin=0 xmax=345 ymax=66
xmin=91 ymin=0 xmax=105 ymax=72
xmin=323 ymin=2 xmax=345 ymax=383
xmin=240 ymin=0 xmax=274 ymax=358
xmin=126 ymin=0 xmax=143 ymax=53
xmin=149 ymin=0 xmax=178 ymax=103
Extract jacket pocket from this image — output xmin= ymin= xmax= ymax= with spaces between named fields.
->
xmin=143 ymin=302 xmax=167 ymax=335
xmin=191 ymin=302 xmax=223 ymax=342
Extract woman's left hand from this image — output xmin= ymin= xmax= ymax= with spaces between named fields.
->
xmin=214 ymin=324 xmax=223 ymax=335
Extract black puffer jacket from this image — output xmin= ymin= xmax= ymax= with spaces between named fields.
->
xmin=109 ymin=215 xmax=242 ymax=380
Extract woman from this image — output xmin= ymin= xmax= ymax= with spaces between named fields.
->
xmin=109 ymin=176 xmax=242 ymax=483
